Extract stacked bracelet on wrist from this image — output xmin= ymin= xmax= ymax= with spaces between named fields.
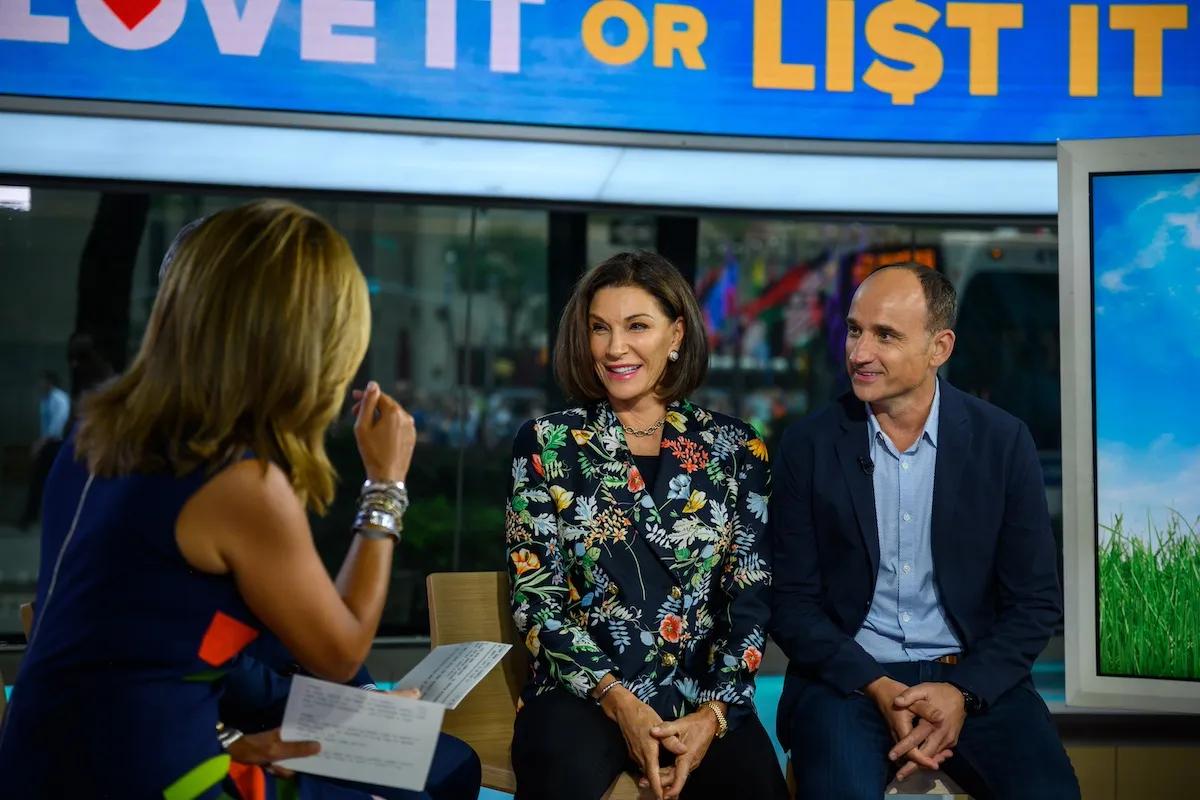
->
xmin=353 ymin=479 xmax=409 ymax=542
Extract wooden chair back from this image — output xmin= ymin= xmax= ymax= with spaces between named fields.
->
xmin=425 ymin=571 xmax=643 ymax=799
xmin=2 ymin=601 xmax=37 ymax=727
xmin=20 ymin=602 xmax=34 ymax=640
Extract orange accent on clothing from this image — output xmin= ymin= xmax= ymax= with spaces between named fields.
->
xmin=197 ymin=611 xmax=259 ymax=667
xmin=227 ymin=762 xmax=267 ymax=800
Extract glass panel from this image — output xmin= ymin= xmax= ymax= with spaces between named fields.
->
xmin=456 ymin=209 xmax=550 ymax=588
xmin=0 ymin=186 xmax=168 ymax=638
xmin=0 ymin=184 xmax=551 ymax=639
xmin=588 ymin=213 xmax=657 ymax=265
xmin=693 ymin=218 xmax=914 ymax=446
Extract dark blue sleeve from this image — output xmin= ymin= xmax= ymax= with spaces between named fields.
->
xmin=350 ymin=664 xmax=376 ymax=688
xmin=947 ymin=421 xmax=1062 ymax=708
xmin=768 ymin=425 xmax=885 ymax=695
xmin=219 ymin=653 xmax=294 ymax=733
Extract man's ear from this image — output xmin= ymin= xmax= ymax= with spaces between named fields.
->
xmin=930 ymin=329 xmax=956 ymax=368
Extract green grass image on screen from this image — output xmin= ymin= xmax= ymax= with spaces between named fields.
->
xmin=1098 ymin=511 xmax=1200 ymax=681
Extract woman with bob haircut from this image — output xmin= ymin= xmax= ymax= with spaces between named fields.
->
xmin=505 ymin=251 xmax=789 ymax=800
xmin=0 ymin=200 xmax=420 ymax=800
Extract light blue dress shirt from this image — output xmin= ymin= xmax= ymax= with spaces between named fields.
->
xmin=855 ymin=381 xmax=962 ymax=663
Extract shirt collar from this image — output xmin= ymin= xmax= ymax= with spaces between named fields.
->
xmin=866 ymin=378 xmax=941 ymax=450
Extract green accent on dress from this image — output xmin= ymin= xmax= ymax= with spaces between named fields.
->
xmin=162 ymin=754 xmax=231 ymax=800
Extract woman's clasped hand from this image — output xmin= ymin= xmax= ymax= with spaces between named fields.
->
xmin=599 ymin=684 xmax=688 ymax=799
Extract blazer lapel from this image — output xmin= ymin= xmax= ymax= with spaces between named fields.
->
xmin=836 ymin=398 xmax=881 ymax=577
xmin=932 ymin=381 xmax=971 ymax=556
xmin=572 ymin=403 xmax=674 ymax=572
xmin=599 ymin=401 xmax=711 ymax=577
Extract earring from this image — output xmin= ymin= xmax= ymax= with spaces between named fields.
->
xmin=669 ymin=350 xmax=679 ymax=362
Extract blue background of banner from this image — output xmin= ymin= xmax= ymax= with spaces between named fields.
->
xmin=1 ymin=0 xmax=1197 ymax=144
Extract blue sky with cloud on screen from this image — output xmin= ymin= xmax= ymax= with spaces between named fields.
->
xmin=1093 ymin=170 xmax=1200 ymax=534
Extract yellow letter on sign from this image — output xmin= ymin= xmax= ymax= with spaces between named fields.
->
xmin=654 ymin=4 xmax=708 ymax=69
xmin=1069 ymin=5 xmax=1100 ymax=97
xmin=582 ymin=0 xmax=650 ymax=66
xmin=753 ymin=0 xmax=816 ymax=90
xmin=945 ymin=3 xmax=1024 ymax=96
xmin=863 ymin=0 xmax=944 ymax=106
xmin=1109 ymin=4 xmax=1188 ymax=97
xmin=826 ymin=0 xmax=856 ymax=92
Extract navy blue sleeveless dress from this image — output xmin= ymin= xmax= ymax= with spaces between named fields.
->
xmin=0 ymin=435 xmax=372 ymax=800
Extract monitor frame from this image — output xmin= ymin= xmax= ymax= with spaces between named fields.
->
xmin=1058 ymin=134 xmax=1200 ymax=713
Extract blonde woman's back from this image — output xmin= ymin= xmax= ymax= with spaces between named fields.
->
xmin=0 ymin=200 xmax=385 ymax=800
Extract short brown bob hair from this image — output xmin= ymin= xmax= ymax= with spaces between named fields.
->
xmin=74 ymin=199 xmax=370 ymax=514
xmin=555 ymin=251 xmax=708 ymax=405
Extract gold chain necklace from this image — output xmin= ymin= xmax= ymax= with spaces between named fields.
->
xmin=622 ymin=417 xmax=666 ymax=437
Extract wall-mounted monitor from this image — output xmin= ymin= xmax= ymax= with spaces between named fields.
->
xmin=1059 ymin=134 xmax=1200 ymax=713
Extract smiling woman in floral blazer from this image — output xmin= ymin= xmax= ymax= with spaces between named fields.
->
xmin=506 ymin=252 xmax=789 ymax=800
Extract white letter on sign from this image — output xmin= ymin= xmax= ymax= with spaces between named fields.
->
xmin=426 ymin=0 xmax=456 ymax=69
xmin=202 ymin=0 xmax=283 ymax=57
xmin=76 ymin=0 xmax=187 ymax=51
xmin=302 ymin=0 xmax=376 ymax=64
xmin=489 ymin=0 xmax=544 ymax=73
xmin=0 ymin=0 xmax=69 ymax=44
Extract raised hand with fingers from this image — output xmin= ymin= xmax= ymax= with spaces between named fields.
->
xmin=888 ymin=682 xmax=967 ymax=781
xmin=352 ymin=382 xmax=416 ymax=484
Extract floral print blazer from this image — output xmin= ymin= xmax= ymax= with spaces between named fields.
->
xmin=506 ymin=400 xmax=773 ymax=727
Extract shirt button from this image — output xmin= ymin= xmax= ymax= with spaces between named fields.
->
xmin=902 ymin=512 xmax=911 ymax=522
xmin=661 ymin=653 xmax=677 ymax=667
xmin=902 ymin=462 xmax=910 ymax=470
xmin=902 ymin=613 xmax=911 ymax=623
xmin=608 ymin=584 xmax=619 ymax=595
xmin=670 ymin=586 xmax=682 ymax=600
xmin=903 ymin=563 xmax=911 ymax=573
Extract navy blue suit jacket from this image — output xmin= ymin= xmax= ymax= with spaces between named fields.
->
xmin=769 ymin=380 xmax=1061 ymax=746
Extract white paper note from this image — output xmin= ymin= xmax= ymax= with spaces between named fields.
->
xmin=277 ymin=675 xmax=446 ymax=791
xmin=392 ymin=641 xmax=512 ymax=709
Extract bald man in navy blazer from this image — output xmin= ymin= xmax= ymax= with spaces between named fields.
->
xmin=769 ymin=263 xmax=1079 ymax=800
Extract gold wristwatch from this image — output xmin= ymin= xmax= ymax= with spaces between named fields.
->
xmin=700 ymin=701 xmax=728 ymax=738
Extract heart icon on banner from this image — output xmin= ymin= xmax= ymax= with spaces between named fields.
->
xmin=100 ymin=0 xmax=162 ymax=30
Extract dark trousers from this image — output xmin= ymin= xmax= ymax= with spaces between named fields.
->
xmin=512 ymin=689 xmax=789 ymax=800
xmin=785 ymin=661 xmax=1080 ymax=800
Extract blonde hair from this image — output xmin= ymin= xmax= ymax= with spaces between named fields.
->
xmin=75 ymin=199 xmax=371 ymax=513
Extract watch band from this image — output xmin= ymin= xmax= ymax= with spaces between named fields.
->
xmin=700 ymin=701 xmax=728 ymax=738
xmin=957 ymin=686 xmax=982 ymax=714
xmin=216 ymin=722 xmax=244 ymax=750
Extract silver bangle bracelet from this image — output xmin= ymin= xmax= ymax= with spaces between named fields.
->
xmin=595 ymin=679 xmax=623 ymax=704
xmin=361 ymin=480 xmax=409 ymax=514
xmin=354 ymin=508 xmax=401 ymax=542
